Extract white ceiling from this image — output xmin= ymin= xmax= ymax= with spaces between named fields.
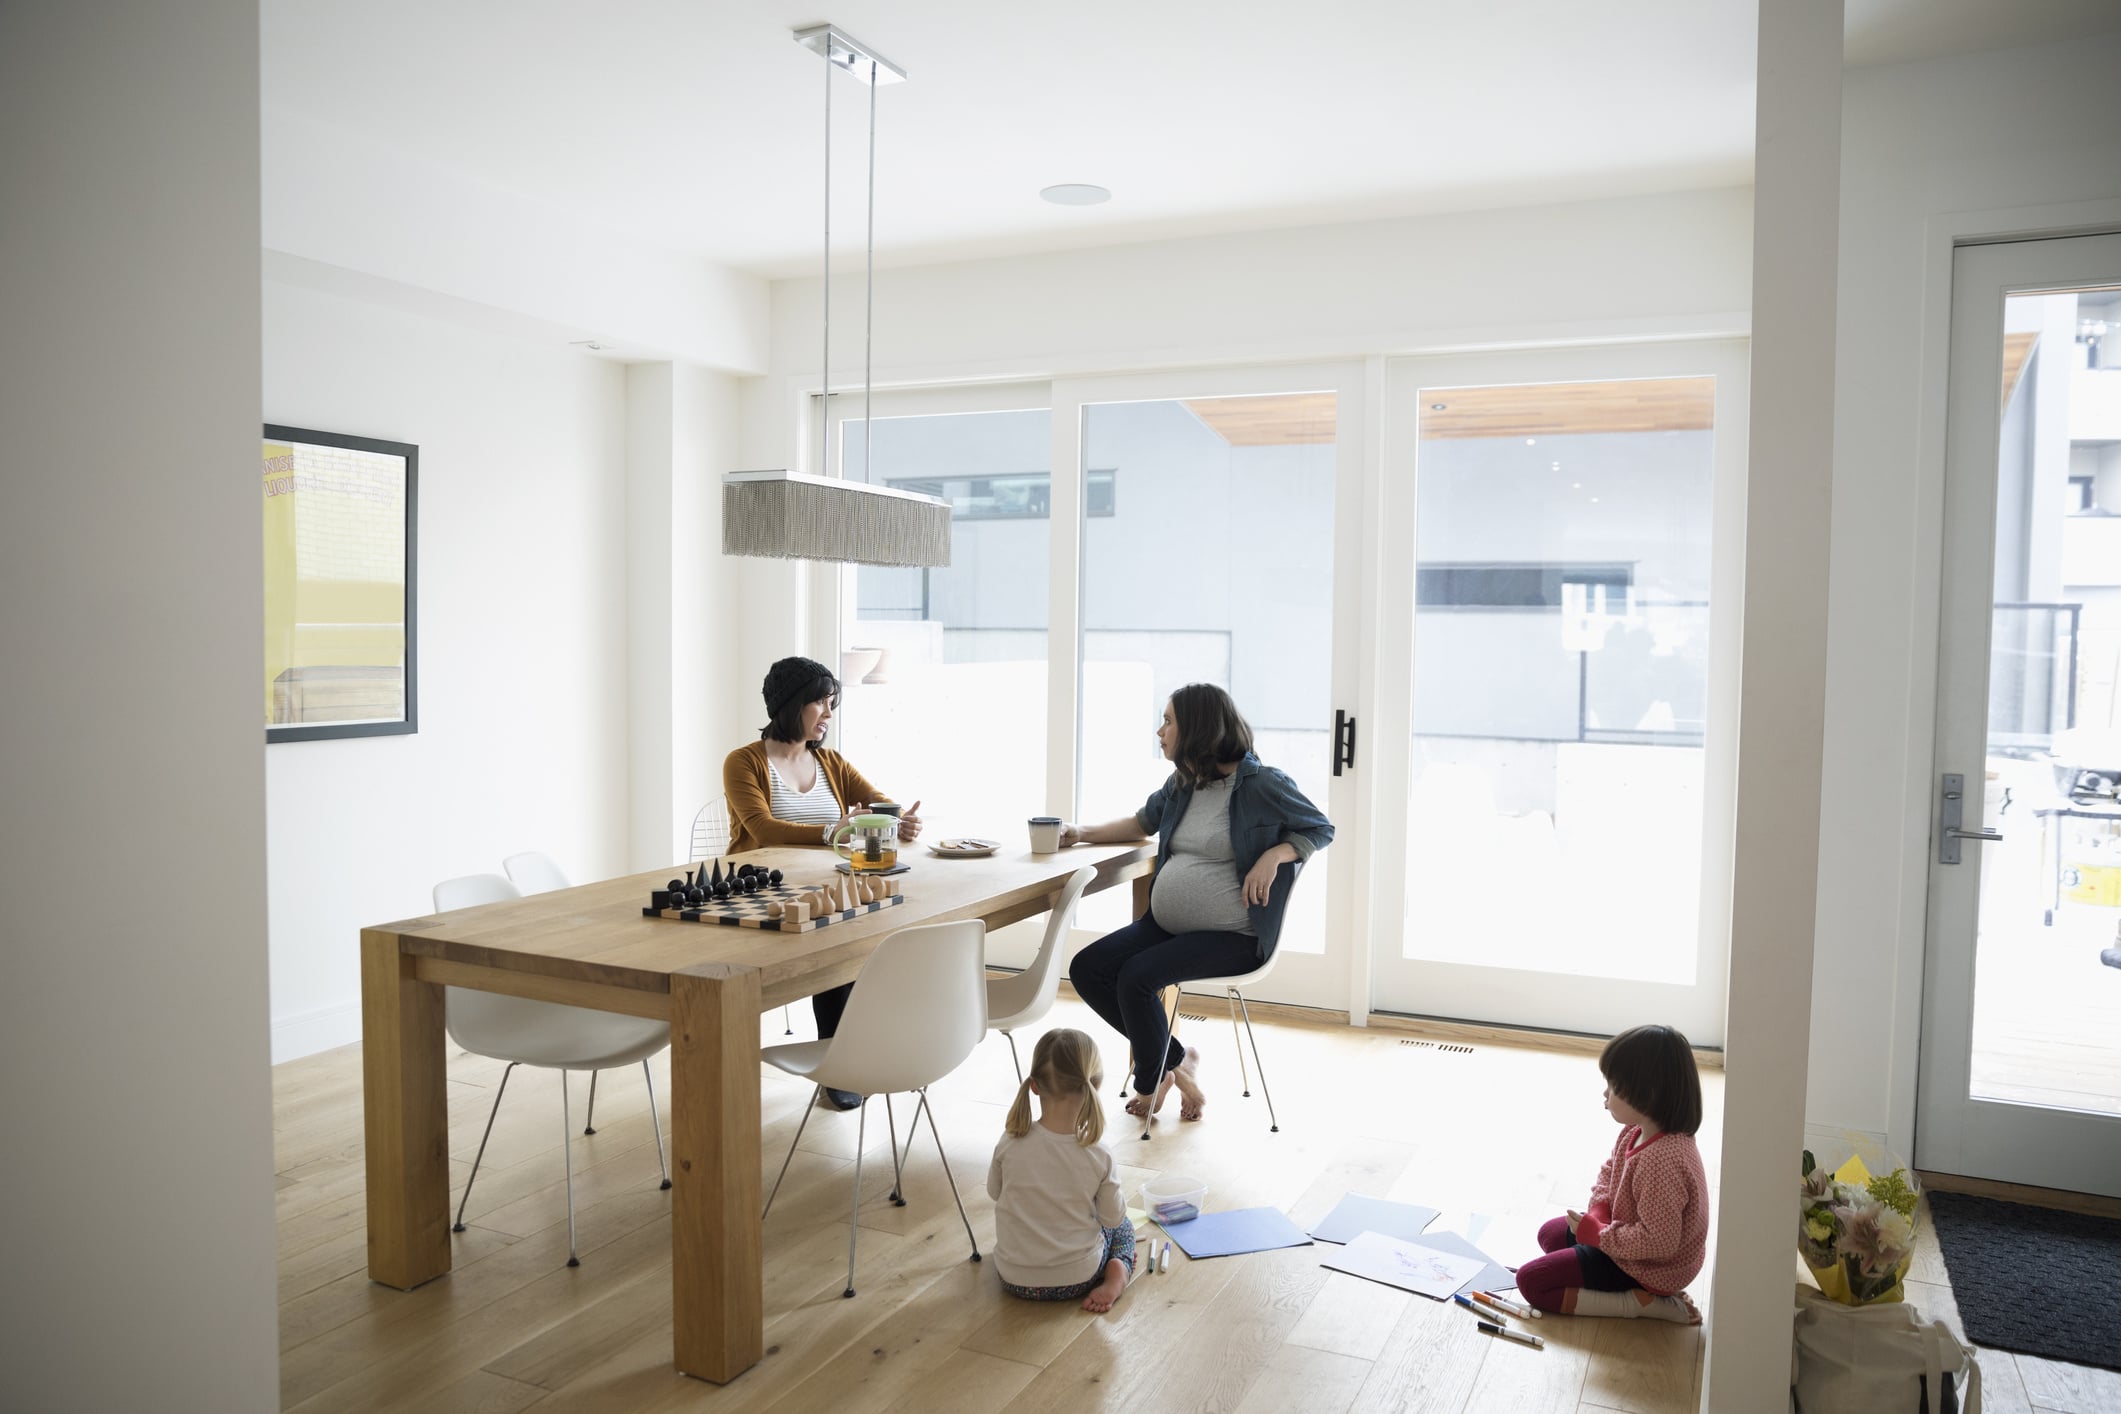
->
xmin=261 ymin=0 xmax=2121 ymax=279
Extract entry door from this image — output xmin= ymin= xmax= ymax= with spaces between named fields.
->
xmin=1370 ymin=341 xmax=1748 ymax=1044
xmin=1916 ymin=233 xmax=2121 ymax=1196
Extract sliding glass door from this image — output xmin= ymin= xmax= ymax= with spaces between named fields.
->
xmin=827 ymin=367 xmax=1368 ymax=1011
xmin=1370 ymin=343 xmax=1747 ymax=1043
xmin=1056 ymin=369 xmax=1366 ymax=1012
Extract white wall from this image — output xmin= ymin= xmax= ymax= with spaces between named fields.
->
xmin=263 ymin=282 xmax=631 ymax=1060
xmin=1811 ymin=33 xmax=2121 ymax=1155
xmin=0 ymin=4 xmax=279 ymax=1408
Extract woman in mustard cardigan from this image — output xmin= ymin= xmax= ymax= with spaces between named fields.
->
xmin=723 ymin=656 xmax=924 ymax=1109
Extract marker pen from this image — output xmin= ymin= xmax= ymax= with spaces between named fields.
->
xmin=1158 ymin=1244 xmax=1171 ymax=1274
xmin=1452 ymin=1293 xmax=1498 ymax=1323
xmin=1475 ymin=1291 xmax=1539 ymax=1321
xmin=1478 ymin=1321 xmax=1544 ymax=1350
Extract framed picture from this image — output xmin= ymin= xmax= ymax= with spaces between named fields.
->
xmin=262 ymin=424 xmax=418 ymax=742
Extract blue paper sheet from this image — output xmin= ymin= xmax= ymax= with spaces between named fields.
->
xmin=1159 ymin=1206 xmax=1314 ymax=1259
xmin=1308 ymin=1194 xmax=1442 ymax=1246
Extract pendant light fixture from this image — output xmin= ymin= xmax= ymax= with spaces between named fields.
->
xmin=721 ymin=24 xmax=952 ymax=570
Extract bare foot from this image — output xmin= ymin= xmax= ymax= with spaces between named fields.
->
xmin=1169 ymin=1047 xmax=1206 ymax=1121
xmin=1081 ymin=1257 xmax=1129 ymax=1313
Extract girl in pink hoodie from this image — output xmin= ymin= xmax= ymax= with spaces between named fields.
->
xmin=1516 ymin=1024 xmax=1708 ymax=1323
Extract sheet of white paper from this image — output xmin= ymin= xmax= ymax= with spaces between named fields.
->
xmin=1320 ymin=1230 xmax=1487 ymax=1301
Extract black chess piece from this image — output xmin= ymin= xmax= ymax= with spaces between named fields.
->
xmin=710 ymin=860 xmax=723 ymax=889
xmin=667 ymin=878 xmax=685 ymax=893
xmin=767 ymin=868 xmax=784 ymax=885
xmin=745 ymin=873 xmax=761 ymax=893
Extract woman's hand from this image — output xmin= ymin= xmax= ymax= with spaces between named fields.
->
xmin=1565 ymin=1209 xmax=1583 ymax=1239
xmin=1060 ymin=823 xmax=1084 ymax=848
xmin=1243 ymin=844 xmax=1298 ymax=906
xmin=897 ymin=800 xmax=923 ymax=843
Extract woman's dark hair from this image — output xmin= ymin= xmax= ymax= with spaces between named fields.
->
xmin=758 ymin=656 xmax=840 ymax=748
xmin=1598 ymin=1024 xmax=1702 ymax=1136
xmin=1167 ymin=683 xmax=1254 ymax=787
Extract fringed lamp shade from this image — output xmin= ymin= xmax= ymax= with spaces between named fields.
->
xmin=722 ymin=470 xmax=952 ymax=569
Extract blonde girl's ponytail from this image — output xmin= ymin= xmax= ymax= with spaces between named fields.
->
xmin=1004 ymin=1075 xmax=1036 ymax=1138
xmin=1020 ymin=1028 xmax=1107 ymax=1147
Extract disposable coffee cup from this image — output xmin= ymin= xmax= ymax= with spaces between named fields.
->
xmin=1028 ymin=816 xmax=1063 ymax=853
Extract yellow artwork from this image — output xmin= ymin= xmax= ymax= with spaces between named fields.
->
xmin=262 ymin=426 xmax=416 ymax=740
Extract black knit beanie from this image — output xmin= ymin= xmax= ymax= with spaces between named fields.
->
xmin=762 ymin=656 xmax=836 ymax=719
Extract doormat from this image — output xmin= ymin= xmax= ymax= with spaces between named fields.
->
xmin=1927 ymin=1191 xmax=2121 ymax=1372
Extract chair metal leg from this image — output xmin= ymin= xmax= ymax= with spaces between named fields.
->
xmin=884 ymin=1092 xmax=907 ymax=1207
xmin=642 ymin=1060 xmax=671 ymax=1190
xmin=1006 ymin=1030 xmax=1023 ymax=1085
xmin=559 ymin=1071 xmax=581 ymax=1265
xmin=1234 ymin=989 xmax=1279 ymax=1133
xmin=844 ymin=1098 xmax=869 ymax=1298
xmin=762 ymin=1087 xmax=819 ymax=1218
xmin=453 ymin=1061 xmax=516 ymax=1232
xmin=915 ymin=1088 xmax=981 ymax=1263
xmin=1227 ymin=990 xmax=1252 ymax=1096
xmin=582 ymin=1069 xmax=598 ymax=1135
xmin=1140 ymin=986 xmax=1180 ymax=1141
xmin=783 ymin=1004 xmax=794 ymax=1035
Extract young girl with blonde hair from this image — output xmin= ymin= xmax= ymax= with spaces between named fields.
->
xmin=986 ymin=1028 xmax=1137 ymax=1312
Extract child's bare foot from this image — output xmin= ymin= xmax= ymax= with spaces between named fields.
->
xmin=1081 ymin=1257 xmax=1129 ymax=1313
xmin=1170 ymin=1047 xmax=1206 ymax=1121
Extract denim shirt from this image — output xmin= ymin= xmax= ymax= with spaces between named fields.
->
xmin=1134 ymin=752 xmax=1334 ymax=961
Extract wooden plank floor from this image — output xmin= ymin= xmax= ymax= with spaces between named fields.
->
xmin=269 ymin=997 xmax=2111 ymax=1413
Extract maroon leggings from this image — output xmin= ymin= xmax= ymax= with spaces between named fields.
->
xmin=1514 ymin=1216 xmax=1642 ymax=1313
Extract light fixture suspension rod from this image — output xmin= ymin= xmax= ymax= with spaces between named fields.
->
xmin=820 ymin=45 xmax=832 ymax=476
xmin=864 ymin=58 xmax=877 ymax=485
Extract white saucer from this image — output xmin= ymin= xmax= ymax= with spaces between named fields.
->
xmin=928 ymin=838 xmax=1000 ymax=859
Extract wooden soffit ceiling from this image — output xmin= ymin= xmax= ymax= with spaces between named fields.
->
xmin=1418 ymin=377 xmax=1716 ymax=440
xmin=1182 ymin=393 xmax=1338 ymax=446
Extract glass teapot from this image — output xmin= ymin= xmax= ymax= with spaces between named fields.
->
xmin=831 ymin=812 xmax=900 ymax=872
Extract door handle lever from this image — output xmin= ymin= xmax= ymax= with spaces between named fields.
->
xmin=1939 ymin=773 xmax=2003 ymax=864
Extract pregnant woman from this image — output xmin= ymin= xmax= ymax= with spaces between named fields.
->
xmin=1063 ymin=683 xmax=1332 ymax=1122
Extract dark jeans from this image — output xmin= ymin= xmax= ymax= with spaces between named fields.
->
xmin=1068 ymin=914 xmax=1259 ymax=1094
xmin=813 ymin=982 xmax=853 ymax=1038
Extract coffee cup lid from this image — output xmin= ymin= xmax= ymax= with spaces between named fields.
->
xmin=1029 ymin=816 xmax=1062 ymax=824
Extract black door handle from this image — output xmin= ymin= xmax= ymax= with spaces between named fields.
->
xmin=1333 ymin=710 xmax=1357 ymax=776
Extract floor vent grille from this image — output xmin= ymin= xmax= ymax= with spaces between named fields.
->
xmin=1400 ymin=1039 xmax=1475 ymax=1054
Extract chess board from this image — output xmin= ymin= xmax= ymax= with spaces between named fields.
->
xmin=642 ymin=882 xmax=906 ymax=933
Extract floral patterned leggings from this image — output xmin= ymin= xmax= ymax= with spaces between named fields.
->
xmin=999 ymin=1221 xmax=1138 ymax=1301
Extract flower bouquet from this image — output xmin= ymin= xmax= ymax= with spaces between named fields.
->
xmin=1799 ymin=1150 xmax=1920 ymax=1305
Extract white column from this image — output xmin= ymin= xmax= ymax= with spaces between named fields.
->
xmin=629 ymin=362 xmax=746 ymax=869
xmin=626 ymin=363 xmax=679 ymax=869
xmin=1703 ymin=0 xmax=1843 ymax=1409
xmin=1 ymin=2 xmax=278 ymax=1406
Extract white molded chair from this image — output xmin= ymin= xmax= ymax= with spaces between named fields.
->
xmin=689 ymin=797 xmax=732 ymax=862
xmin=760 ymin=920 xmax=987 ymax=1298
xmin=499 ymin=850 xmax=637 ymax=1133
xmin=502 ymin=849 xmax=570 ymax=895
xmin=433 ymin=874 xmax=672 ymax=1266
xmin=1137 ymin=864 xmax=1303 ymax=1139
xmin=985 ymin=866 xmax=1097 ymax=1084
xmin=688 ymin=798 xmax=793 ymax=1036
xmin=1183 ymin=949 xmax=1282 ymax=1133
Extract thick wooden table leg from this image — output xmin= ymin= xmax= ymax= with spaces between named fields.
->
xmin=362 ymin=928 xmax=450 ymax=1289
xmin=670 ymin=965 xmax=764 ymax=1383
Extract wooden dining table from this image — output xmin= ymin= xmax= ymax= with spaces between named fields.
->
xmin=361 ymin=841 xmax=1154 ymax=1384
